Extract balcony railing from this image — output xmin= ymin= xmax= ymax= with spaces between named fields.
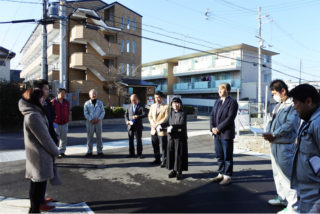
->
xmin=155 ymin=84 xmax=168 ymax=93
xmin=174 ymin=79 xmax=241 ymax=93
xmin=141 ymin=68 xmax=168 ymax=80
xmin=173 ymin=57 xmax=241 ymax=77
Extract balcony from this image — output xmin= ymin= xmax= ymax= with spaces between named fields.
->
xmin=173 ymin=57 xmax=241 ymax=77
xmin=141 ymin=68 xmax=168 ymax=80
xmin=155 ymin=84 xmax=168 ymax=93
xmin=70 ymin=25 xmax=120 ymax=58
xmin=20 ymin=44 xmax=60 ymax=79
xmin=174 ymin=79 xmax=241 ymax=94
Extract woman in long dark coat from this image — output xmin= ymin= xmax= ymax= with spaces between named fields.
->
xmin=166 ymin=97 xmax=188 ymax=180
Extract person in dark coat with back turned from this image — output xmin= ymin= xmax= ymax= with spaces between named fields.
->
xmin=210 ymin=82 xmax=238 ymax=185
xmin=165 ymin=97 xmax=188 ymax=180
xmin=124 ymin=94 xmax=147 ymax=158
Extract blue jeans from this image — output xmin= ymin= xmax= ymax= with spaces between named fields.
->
xmin=214 ymin=135 xmax=234 ymax=176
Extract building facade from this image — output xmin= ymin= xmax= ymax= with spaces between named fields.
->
xmin=20 ymin=0 xmax=154 ymax=106
xmin=142 ymin=44 xmax=278 ymax=103
xmin=0 ymin=46 xmax=15 ymax=82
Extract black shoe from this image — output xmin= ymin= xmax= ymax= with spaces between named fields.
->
xmin=168 ymin=171 xmax=177 ymax=178
xmin=176 ymin=172 xmax=183 ymax=180
xmin=127 ymin=154 xmax=136 ymax=158
xmin=137 ymin=154 xmax=144 ymax=159
xmin=160 ymin=162 xmax=166 ymax=168
xmin=97 ymin=152 xmax=104 ymax=156
xmin=151 ymin=159 xmax=161 ymax=165
xmin=85 ymin=152 xmax=92 ymax=157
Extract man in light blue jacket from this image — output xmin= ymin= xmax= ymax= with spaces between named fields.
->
xmin=288 ymin=84 xmax=320 ymax=213
xmin=263 ymin=80 xmax=300 ymax=214
xmin=84 ymin=89 xmax=105 ymax=157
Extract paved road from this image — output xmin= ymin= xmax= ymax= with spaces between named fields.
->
xmin=0 ymin=117 xmax=210 ymax=151
xmin=0 ymin=130 xmax=281 ymax=213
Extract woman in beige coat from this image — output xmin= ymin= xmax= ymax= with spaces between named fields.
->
xmin=19 ymin=89 xmax=60 ymax=213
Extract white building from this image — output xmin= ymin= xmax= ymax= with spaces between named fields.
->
xmin=142 ymin=44 xmax=278 ymax=102
xmin=0 ymin=46 xmax=15 ymax=82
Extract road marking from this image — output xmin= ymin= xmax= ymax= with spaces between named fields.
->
xmin=0 ymin=196 xmax=94 ymax=213
xmin=0 ymin=130 xmax=271 ymax=163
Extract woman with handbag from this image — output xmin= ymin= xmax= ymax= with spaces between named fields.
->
xmin=19 ymin=88 xmax=60 ymax=213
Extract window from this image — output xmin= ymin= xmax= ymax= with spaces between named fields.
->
xmin=120 ymin=63 xmax=124 ymax=75
xmin=264 ymin=73 xmax=271 ymax=82
xmin=121 ymin=16 xmax=124 ymax=28
xmin=132 ymin=18 xmax=136 ymax=30
xmin=121 ymin=40 xmax=124 ymax=52
xmin=132 ymin=41 xmax=136 ymax=54
xmin=264 ymin=55 xmax=271 ymax=63
xmin=109 ymin=11 xmax=114 ymax=21
xmin=127 ymin=40 xmax=130 ymax=53
xmin=127 ymin=64 xmax=130 ymax=76
xmin=132 ymin=64 xmax=136 ymax=76
xmin=0 ymin=60 xmax=5 ymax=66
xmin=127 ymin=18 xmax=130 ymax=30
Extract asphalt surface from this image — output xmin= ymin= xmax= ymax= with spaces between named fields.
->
xmin=0 ymin=127 xmax=282 ymax=213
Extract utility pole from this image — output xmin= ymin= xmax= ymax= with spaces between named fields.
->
xmin=299 ymin=59 xmax=302 ymax=84
xmin=59 ymin=0 xmax=67 ymax=88
xmin=257 ymin=6 xmax=262 ymax=118
xmin=42 ymin=0 xmax=48 ymax=80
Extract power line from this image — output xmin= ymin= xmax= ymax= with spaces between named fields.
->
xmin=0 ymin=0 xmax=41 ymax=4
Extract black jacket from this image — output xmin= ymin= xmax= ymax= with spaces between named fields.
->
xmin=124 ymin=103 xmax=147 ymax=131
xmin=44 ymin=100 xmax=59 ymax=144
xmin=210 ymin=96 xmax=238 ymax=140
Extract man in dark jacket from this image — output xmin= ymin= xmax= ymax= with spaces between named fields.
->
xmin=33 ymin=80 xmax=59 ymax=146
xmin=125 ymin=94 xmax=147 ymax=158
xmin=210 ymin=83 xmax=238 ymax=185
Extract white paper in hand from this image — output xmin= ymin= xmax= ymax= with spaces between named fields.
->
xmin=309 ymin=156 xmax=320 ymax=175
xmin=250 ymin=127 xmax=265 ymax=134
xmin=156 ymin=125 xmax=162 ymax=133
xmin=167 ymin=126 xmax=173 ymax=133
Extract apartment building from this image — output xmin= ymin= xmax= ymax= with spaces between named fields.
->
xmin=142 ymin=44 xmax=278 ymax=103
xmin=20 ymin=0 xmax=154 ymax=106
xmin=0 ymin=46 xmax=15 ymax=82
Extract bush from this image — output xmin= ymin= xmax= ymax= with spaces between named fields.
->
xmin=183 ymin=105 xmax=195 ymax=115
xmin=0 ymin=81 xmax=24 ymax=131
xmin=112 ymin=107 xmax=125 ymax=118
xmin=104 ymin=106 xmax=113 ymax=119
xmin=71 ymin=106 xmax=85 ymax=121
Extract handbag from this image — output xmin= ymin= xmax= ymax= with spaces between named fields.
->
xmin=50 ymin=164 xmax=62 ymax=185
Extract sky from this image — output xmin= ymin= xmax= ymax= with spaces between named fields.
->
xmin=0 ymin=0 xmax=319 ymax=82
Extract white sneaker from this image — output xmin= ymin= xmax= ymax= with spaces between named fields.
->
xmin=212 ymin=173 xmax=223 ymax=182
xmin=268 ymin=197 xmax=288 ymax=206
xmin=219 ymin=175 xmax=231 ymax=185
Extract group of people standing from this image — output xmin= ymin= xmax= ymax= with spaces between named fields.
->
xmin=125 ymin=91 xmax=189 ymax=180
xmin=18 ymin=78 xmax=320 ymax=213
xmin=262 ymin=80 xmax=320 ymax=214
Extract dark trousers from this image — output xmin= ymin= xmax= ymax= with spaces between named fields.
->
xmin=29 ymin=180 xmax=47 ymax=213
xmin=151 ymin=134 xmax=168 ymax=163
xmin=214 ymin=135 xmax=234 ymax=176
xmin=128 ymin=127 xmax=143 ymax=156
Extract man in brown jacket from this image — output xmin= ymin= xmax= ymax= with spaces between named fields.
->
xmin=148 ymin=91 xmax=170 ymax=167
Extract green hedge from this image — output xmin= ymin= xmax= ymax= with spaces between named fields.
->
xmin=0 ymin=81 xmax=24 ymax=131
xmin=71 ymin=105 xmax=125 ymax=120
xmin=183 ymin=105 xmax=195 ymax=115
